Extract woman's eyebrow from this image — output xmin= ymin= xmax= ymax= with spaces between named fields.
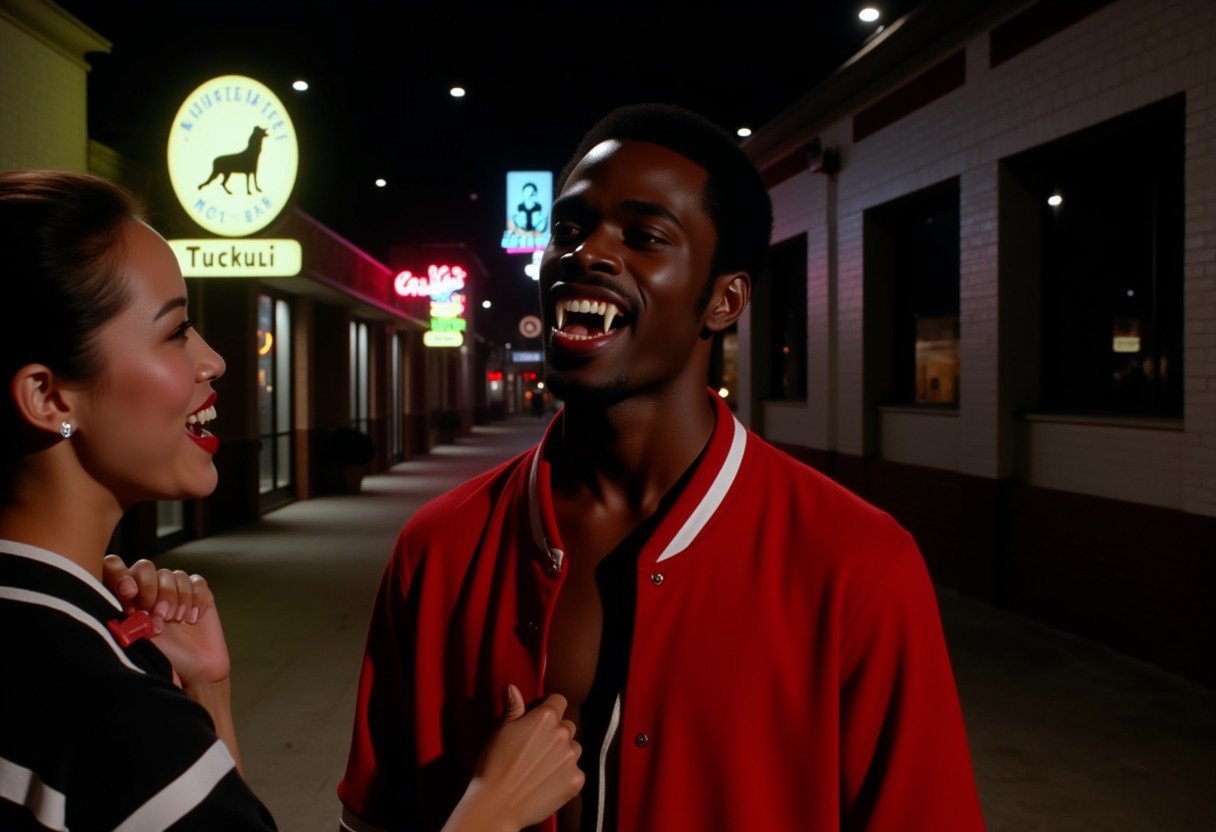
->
xmin=154 ymin=297 xmax=188 ymax=321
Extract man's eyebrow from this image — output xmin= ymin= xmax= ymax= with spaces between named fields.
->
xmin=622 ymin=200 xmax=684 ymax=230
xmin=551 ymin=194 xmax=585 ymax=215
xmin=154 ymin=297 xmax=188 ymax=321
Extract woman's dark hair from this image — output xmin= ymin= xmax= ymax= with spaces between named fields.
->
xmin=558 ymin=103 xmax=774 ymax=299
xmin=0 ymin=170 xmax=141 ymax=491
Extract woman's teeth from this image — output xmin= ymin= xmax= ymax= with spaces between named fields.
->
xmin=554 ymin=298 xmax=623 ymax=333
xmin=186 ymin=406 xmax=217 ymax=426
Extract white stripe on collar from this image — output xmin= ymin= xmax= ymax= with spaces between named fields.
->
xmin=0 ymin=538 xmax=123 ymax=612
xmin=527 ymin=416 xmax=748 ymax=566
xmin=656 ymin=416 xmax=747 ymax=563
xmin=0 ymin=586 xmax=144 ymax=674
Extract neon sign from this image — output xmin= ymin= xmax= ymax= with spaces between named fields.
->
xmin=394 ymin=264 xmax=467 ymax=298
xmin=395 ymin=264 xmax=469 ymax=348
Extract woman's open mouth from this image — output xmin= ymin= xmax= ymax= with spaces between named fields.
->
xmin=185 ymin=392 xmax=219 ymax=455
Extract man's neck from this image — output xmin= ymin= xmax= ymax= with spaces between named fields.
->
xmin=552 ymin=375 xmax=715 ymax=514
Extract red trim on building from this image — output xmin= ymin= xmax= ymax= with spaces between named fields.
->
xmin=852 ymin=50 xmax=966 ymax=143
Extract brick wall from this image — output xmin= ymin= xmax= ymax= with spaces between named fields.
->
xmin=748 ymin=0 xmax=1216 ymax=517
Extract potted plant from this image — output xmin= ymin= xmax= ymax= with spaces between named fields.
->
xmin=436 ymin=410 xmax=461 ymax=444
xmin=326 ymin=427 xmax=375 ymax=493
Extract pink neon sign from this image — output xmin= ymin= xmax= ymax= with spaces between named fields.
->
xmin=394 ymin=264 xmax=468 ymax=298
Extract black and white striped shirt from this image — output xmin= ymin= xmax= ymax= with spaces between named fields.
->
xmin=0 ymin=540 xmax=276 ymax=831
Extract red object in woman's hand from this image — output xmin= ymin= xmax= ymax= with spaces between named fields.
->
xmin=107 ymin=609 xmax=154 ymax=647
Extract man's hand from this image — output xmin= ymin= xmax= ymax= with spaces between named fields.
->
xmin=101 ymin=556 xmax=231 ymax=689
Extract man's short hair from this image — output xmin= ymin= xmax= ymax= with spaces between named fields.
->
xmin=558 ymin=103 xmax=773 ymax=287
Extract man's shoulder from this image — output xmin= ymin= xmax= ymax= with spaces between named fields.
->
xmin=393 ymin=445 xmax=533 ymax=559
xmin=741 ymin=431 xmax=916 ymax=572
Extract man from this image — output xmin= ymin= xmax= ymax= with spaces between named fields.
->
xmin=339 ymin=104 xmax=985 ymax=832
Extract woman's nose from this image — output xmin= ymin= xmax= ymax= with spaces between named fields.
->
xmin=194 ymin=333 xmax=227 ymax=383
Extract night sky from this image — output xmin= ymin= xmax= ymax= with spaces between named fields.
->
xmin=58 ymin=0 xmax=921 ymax=342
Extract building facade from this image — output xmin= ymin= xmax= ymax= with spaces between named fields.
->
xmin=743 ymin=0 xmax=1215 ymax=682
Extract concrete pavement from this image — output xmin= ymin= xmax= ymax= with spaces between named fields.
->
xmin=159 ymin=417 xmax=1216 ymax=831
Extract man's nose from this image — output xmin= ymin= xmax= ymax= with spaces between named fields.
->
xmin=563 ymin=229 xmax=622 ymax=276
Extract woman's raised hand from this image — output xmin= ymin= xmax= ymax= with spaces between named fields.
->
xmin=444 ymin=686 xmax=585 ymax=832
xmin=101 ymin=555 xmax=230 ymax=689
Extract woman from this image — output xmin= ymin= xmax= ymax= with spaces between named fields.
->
xmin=0 ymin=170 xmax=583 ymax=831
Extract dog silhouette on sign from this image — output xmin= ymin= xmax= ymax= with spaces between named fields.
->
xmin=198 ymin=126 xmax=268 ymax=195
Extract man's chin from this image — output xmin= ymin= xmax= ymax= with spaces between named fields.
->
xmin=546 ymin=369 xmax=632 ymax=409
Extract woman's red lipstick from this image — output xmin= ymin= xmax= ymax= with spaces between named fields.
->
xmin=185 ymin=392 xmax=219 ymax=455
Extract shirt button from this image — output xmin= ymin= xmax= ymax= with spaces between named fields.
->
xmin=650 ymin=572 xmax=664 ymax=586
xmin=526 ymin=620 xmax=540 ymax=637
xmin=634 ymin=733 xmax=650 ymax=748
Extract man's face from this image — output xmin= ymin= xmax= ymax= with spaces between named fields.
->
xmin=539 ymin=139 xmax=718 ymax=405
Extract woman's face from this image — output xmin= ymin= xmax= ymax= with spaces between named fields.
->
xmin=75 ymin=220 xmax=226 ymax=504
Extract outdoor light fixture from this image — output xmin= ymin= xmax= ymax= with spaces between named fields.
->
xmin=292 ymin=80 xmax=309 ymax=92
xmin=482 ymin=299 xmax=492 ymax=309
xmin=737 ymin=126 xmax=752 ymax=138
xmin=859 ymin=7 xmax=880 ymax=23
xmin=719 ymin=387 xmax=730 ymax=398
xmin=375 ymin=178 xmax=387 ymax=188
xmin=450 ymin=86 xmax=466 ymax=98
xmin=1048 ymin=193 xmax=1063 ymax=207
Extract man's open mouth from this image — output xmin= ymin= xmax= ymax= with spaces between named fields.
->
xmin=553 ymin=297 xmax=629 ymax=341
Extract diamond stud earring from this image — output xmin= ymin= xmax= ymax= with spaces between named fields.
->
xmin=60 ymin=421 xmax=74 ymax=439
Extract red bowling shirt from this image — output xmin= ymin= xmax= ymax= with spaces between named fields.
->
xmin=339 ymin=392 xmax=985 ymax=831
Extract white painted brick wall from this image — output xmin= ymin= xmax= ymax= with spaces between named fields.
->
xmin=0 ymin=15 xmax=90 ymax=171
xmin=750 ymin=0 xmax=1216 ymax=516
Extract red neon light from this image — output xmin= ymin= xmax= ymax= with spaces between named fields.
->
xmin=394 ymin=264 xmax=468 ymax=298
xmin=486 ymin=370 xmax=504 ymax=382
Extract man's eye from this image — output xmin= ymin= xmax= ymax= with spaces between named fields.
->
xmin=553 ymin=222 xmax=581 ymax=240
xmin=627 ymin=228 xmax=667 ymax=246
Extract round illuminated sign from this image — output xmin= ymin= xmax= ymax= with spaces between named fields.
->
xmin=519 ymin=316 xmax=543 ymax=339
xmin=167 ymin=75 xmax=299 ymax=237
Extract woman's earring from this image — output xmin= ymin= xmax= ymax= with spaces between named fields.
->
xmin=59 ymin=421 xmax=74 ymax=439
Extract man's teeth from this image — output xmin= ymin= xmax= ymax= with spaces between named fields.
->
xmin=554 ymin=298 xmax=623 ymax=334
xmin=186 ymin=406 xmax=217 ymax=426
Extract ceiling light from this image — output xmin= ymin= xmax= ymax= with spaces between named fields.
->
xmin=375 ymin=178 xmax=387 ymax=188
xmin=1047 ymin=193 xmax=1063 ymax=207
xmin=292 ymin=80 xmax=309 ymax=92
xmin=450 ymin=86 xmax=466 ymax=98
xmin=859 ymin=7 xmax=880 ymax=23
xmin=481 ymin=300 xmax=492 ymax=309
xmin=737 ymin=126 xmax=752 ymax=138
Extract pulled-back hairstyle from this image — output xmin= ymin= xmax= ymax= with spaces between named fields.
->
xmin=0 ymin=170 xmax=141 ymax=497
xmin=558 ymin=104 xmax=773 ymax=295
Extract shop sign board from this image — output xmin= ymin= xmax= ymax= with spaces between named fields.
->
xmin=169 ymin=239 xmax=302 ymax=277
xmin=501 ymin=171 xmax=552 ymax=253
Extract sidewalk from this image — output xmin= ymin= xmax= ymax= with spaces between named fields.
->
xmin=159 ymin=418 xmax=1215 ymax=832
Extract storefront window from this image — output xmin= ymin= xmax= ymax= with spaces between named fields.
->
xmin=1011 ymin=95 xmax=1184 ymax=417
xmin=350 ymin=321 xmax=370 ymax=433
xmin=156 ymin=501 xmax=184 ymax=538
xmin=391 ymin=332 xmax=403 ymax=459
xmin=764 ymin=234 xmax=808 ymax=401
xmin=865 ymin=179 xmax=961 ymax=407
xmin=258 ymin=294 xmax=293 ymax=499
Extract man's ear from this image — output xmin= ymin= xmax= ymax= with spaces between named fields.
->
xmin=702 ymin=271 xmax=751 ymax=336
xmin=10 ymin=365 xmax=78 ymax=437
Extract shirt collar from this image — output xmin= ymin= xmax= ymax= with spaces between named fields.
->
xmin=0 ymin=538 xmax=123 ymax=612
xmin=527 ymin=389 xmax=748 ymax=568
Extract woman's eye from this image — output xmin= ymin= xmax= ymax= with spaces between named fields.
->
xmin=172 ymin=319 xmax=195 ymax=340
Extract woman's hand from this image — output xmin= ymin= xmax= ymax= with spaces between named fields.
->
xmin=445 ymin=686 xmax=584 ymax=832
xmin=101 ymin=556 xmax=230 ymax=689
